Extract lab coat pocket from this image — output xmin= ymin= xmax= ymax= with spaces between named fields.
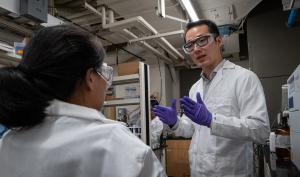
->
xmin=195 ymin=153 xmax=215 ymax=174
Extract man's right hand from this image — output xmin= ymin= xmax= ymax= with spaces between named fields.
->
xmin=152 ymin=99 xmax=177 ymax=127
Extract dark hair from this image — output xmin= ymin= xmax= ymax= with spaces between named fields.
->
xmin=150 ymin=97 xmax=159 ymax=107
xmin=0 ymin=25 xmax=105 ymax=128
xmin=184 ymin=19 xmax=220 ymax=43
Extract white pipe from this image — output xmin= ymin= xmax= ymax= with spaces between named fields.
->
xmin=180 ymin=0 xmax=199 ymax=21
xmin=160 ymin=37 xmax=183 ymax=59
xmin=0 ymin=42 xmax=14 ymax=53
xmin=101 ymin=6 xmax=106 ymax=27
xmin=165 ymin=14 xmax=187 ymax=23
xmin=99 ymin=6 xmax=183 ymax=61
xmin=83 ymin=4 xmax=183 ymax=62
xmin=108 ymin=9 xmax=114 ymax=24
xmin=155 ymin=41 xmax=178 ymax=59
xmin=126 ymin=16 xmax=184 ymax=60
xmin=123 ymin=29 xmax=173 ymax=64
xmin=129 ymin=30 xmax=184 ymax=43
xmin=0 ymin=18 xmax=33 ymax=36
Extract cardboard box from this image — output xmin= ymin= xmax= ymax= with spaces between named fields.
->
xmin=103 ymin=107 xmax=116 ymax=120
xmin=105 ymin=94 xmax=115 ymax=101
xmin=117 ymin=61 xmax=139 ymax=76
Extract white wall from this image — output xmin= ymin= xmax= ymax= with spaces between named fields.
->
xmin=149 ymin=61 xmax=180 ymax=106
xmin=149 ymin=61 xmax=164 ymax=103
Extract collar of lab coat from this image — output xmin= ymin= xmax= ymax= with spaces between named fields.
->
xmin=199 ymin=59 xmax=235 ymax=100
xmin=45 ymin=99 xmax=116 ymax=124
xmin=222 ymin=59 xmax=235 ymax=69
xmin=201 ymin=59 xmax=226 ymax=82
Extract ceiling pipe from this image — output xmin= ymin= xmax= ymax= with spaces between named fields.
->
xmin=155 ymin=41 xmax=178 ymax=59
xmin=98 ymin=5 xmax=184 ymax=61
xmin=122 ymin=29 xmax=173 ymax=64
xmin=128 ymin=30 xmax=183 ymax=60
xmin=98 ymin=4 xmax=173 ymax=63
xmin=108 ymin=9 xmax=114 ymax=24
xmin=101 ymin=6 xmax=107 ymax=27
xmin=0 ymin=18 xmax=33 ymax=36
xmin=129 ymin=30 xmax=184 ymax=43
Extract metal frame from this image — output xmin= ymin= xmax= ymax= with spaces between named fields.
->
xmin=139 ymin=62 xmax=151 ymax=145
xmin=129 ymin=30 xmax=184 ymax=43
xmin=157 ymin=0 xmax=188 ymax=23
xmin=103 ymin=62 xmax=151 ymax=145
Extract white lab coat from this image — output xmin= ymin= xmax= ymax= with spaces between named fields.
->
xmin=0 ymin=100 xmax=166 ymax=177
xmin=173 ymin=60 xmax=270 ymax=177
xmin=150 ymin=117 xmax=163 ymax=149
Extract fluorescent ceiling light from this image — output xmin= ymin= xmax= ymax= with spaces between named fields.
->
xmin=180 ymin=0 xmax=199 ymax=21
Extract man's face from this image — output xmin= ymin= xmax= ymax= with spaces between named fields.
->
xmin=185 ymin=25 xmax=223 ymax=69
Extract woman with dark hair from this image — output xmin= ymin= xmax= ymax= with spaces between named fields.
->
xmin=0 ymin=25 xmax=166 ymax=177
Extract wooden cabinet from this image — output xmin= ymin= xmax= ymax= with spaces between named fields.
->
xmin=166 ymin=139 xmax=191 ymax=177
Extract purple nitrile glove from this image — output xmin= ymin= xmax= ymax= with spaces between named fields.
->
xmin=152 ymin=99 xmax=177 ymax=127
xmin=180 ymin=92 xmax=212 ymax=127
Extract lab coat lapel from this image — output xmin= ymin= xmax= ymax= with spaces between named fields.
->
xmin=204 ymin=69 xmax=224 ymax=101
xmin=204 ymin=60 xmax=235 ymax=100
xmin=199 ymin=78 xmax=204 ymax=100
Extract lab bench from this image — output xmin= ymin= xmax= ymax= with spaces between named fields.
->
xmin=262 ymin=145 xmax=300 ymax=177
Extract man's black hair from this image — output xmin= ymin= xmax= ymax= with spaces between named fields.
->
xmin=184 ymin=19 xmax=220 ymax=43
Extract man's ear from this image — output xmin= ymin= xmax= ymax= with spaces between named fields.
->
xmin=84 ymin=68 xmax=96 ymax=91
xmin=215 ymin=36 xmax=223 ymax=47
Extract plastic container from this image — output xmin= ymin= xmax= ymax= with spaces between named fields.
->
xmin=14 ymin=42 xmax=25 ymax=56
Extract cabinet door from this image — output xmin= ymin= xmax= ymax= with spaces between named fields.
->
xmin=166 ymin=140 xmax=191 ymax=177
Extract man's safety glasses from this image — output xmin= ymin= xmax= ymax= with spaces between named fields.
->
xmin=183 ymin=34 xmax=215 ymax=54
xmin=95 ymin=63 xmax=113 ymax=89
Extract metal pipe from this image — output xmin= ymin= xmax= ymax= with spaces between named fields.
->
xmin=123 ymin=29 xmax=173 ymax=64
xmin=108 ymin=9 xmax=114 ymax=24
xmin=129 ymin=30 xmax=184 ymax=43
xmin=165 ymin=14 xmax=187 ymax=23
xmin=0 ymin=18 xmax=33 ymax=36
xmin=95 ymin=5 xmax=183 ymax=61
xmin=101 ymin=6 xmax=106 ymax=27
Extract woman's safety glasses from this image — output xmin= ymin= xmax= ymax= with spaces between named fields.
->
xmin=183 ymin=34 xmax=215 ymax=54
xmin=95 ymin=63 xmax=113 ymax=89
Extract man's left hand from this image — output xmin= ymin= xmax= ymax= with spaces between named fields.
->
xmin=180 ymin=92 xmax=212 ymax=127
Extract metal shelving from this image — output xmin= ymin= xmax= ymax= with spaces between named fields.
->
xmin=0 ymin=51 xmax=20 ymax=66
xmin=112 ymin=74 xmax=139 ymax=85
xmin=103 ymin=62 xmax=151 ymax=145
xmin=104 ymin=98 xmax=140 ymax=106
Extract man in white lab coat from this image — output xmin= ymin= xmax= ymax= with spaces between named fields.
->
xmin=153 ymin=19 xmax=270 ymax=177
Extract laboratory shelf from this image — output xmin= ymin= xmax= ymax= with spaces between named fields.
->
xmin=104 ymin=98 xmax=140 ymax=106
xmin=112 ymin=74 xmax=139 ymax=85
xmin=103 ymin=62 xmax=151 ymax=146
xmin=0 ymin=52 xmax=20 ymax=66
